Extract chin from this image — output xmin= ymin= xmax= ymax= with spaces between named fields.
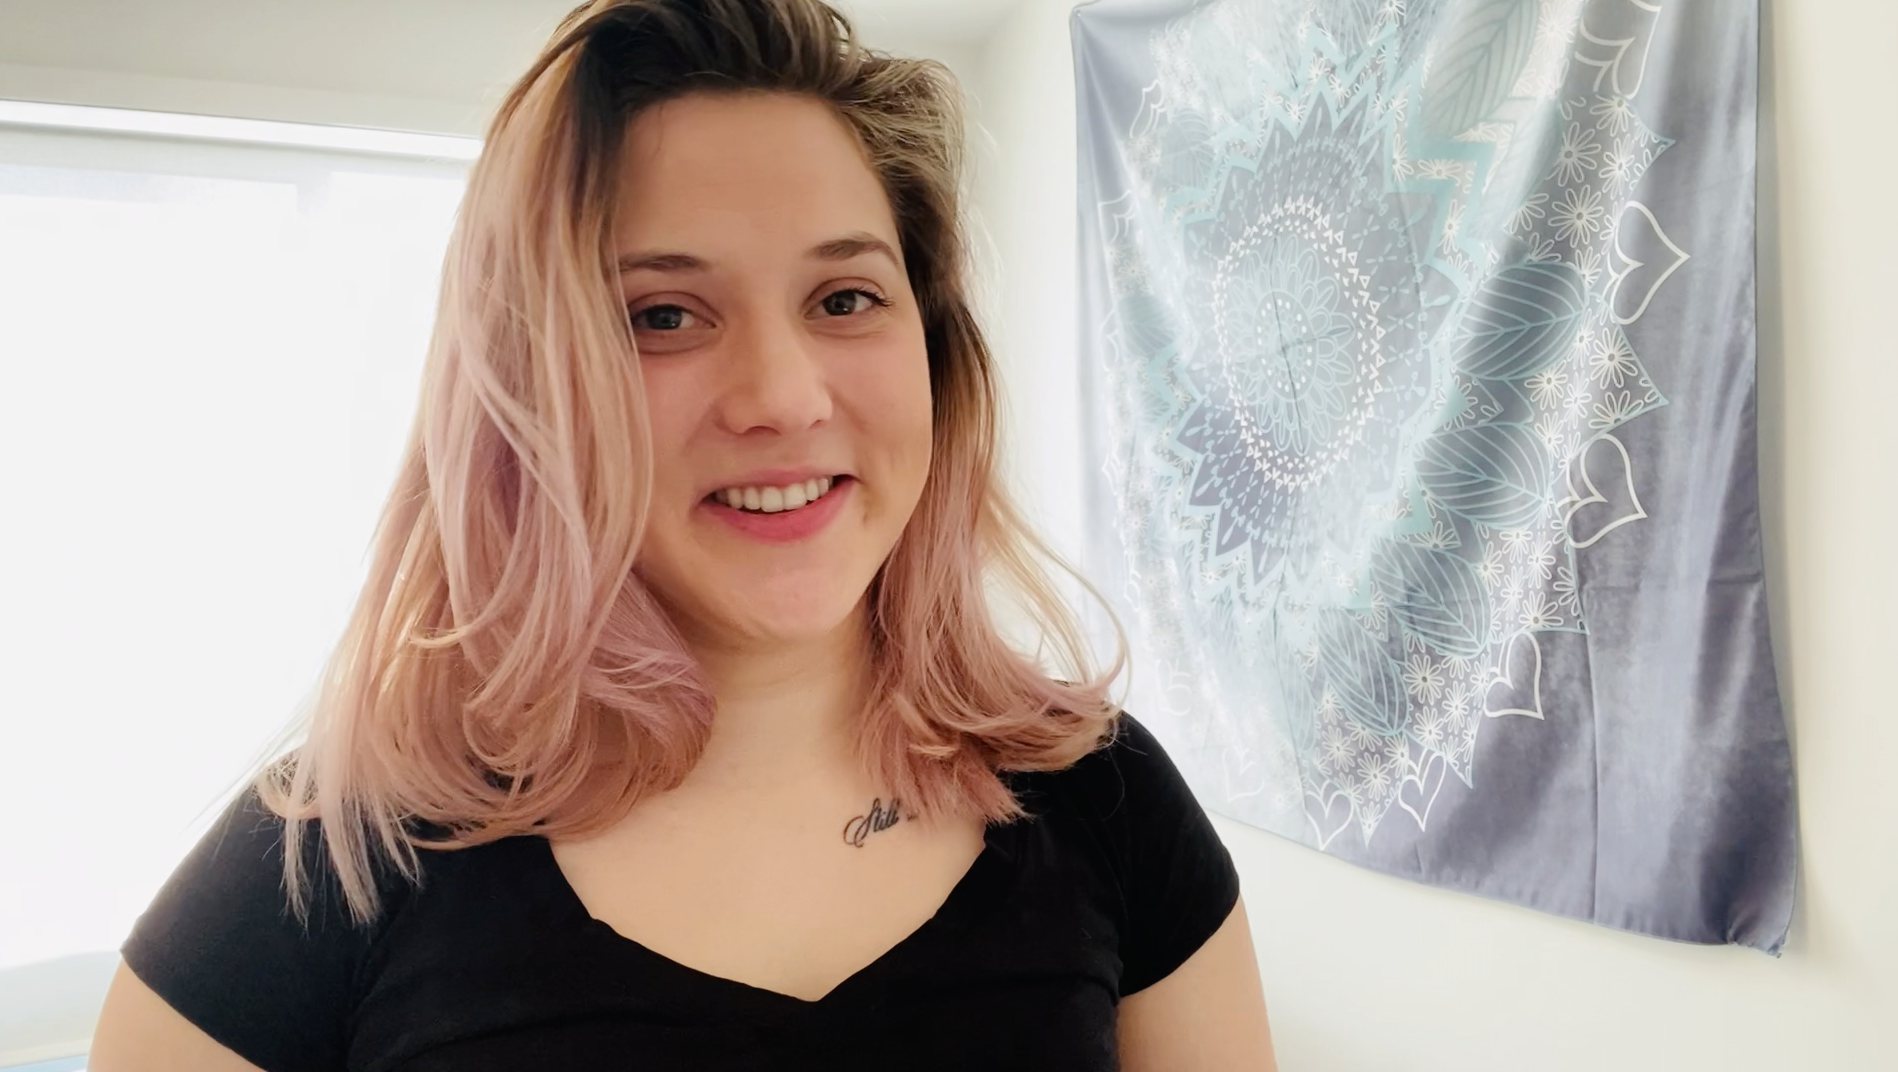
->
xmin=730 ymin=591 xmax=866 ymax=647
xmin=648 ymin=569 xmax=866 ymax=651
xmin=640 ymin=530 xmax=892 ymax=652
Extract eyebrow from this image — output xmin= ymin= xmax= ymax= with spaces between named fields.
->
xmin=615 ymin=232 xmax=900 ymax=274
xmin=810 ymin=233 xmax=900 ymax=266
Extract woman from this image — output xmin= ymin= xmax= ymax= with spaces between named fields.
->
xmin=88 ymin=1 xmax=1276 ymax=1068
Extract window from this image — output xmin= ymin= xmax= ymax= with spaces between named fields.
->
xmin=0 ymin=104 xmax=471 ymax=1066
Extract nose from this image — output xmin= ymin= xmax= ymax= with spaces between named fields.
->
xmin=713 ymin=311 xmax=833 ymax=436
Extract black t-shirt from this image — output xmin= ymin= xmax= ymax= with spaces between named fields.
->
xmin=123 ymin=714 xmax=1240 ymax=1072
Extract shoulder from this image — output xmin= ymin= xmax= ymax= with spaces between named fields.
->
xmin=1009 ymin=712 xmax=1242 ymax=996
xmin=119 ymin=788 xmax=414 ymax=1072
xmin=1086 ymin=711 xmax=1184 ymax=792
xmin=1013 ymin=711 xmax=1200 ymax=825
xmin=144 ymin=785 xmax=416 ymax=929
xmin=1004 ymin=711 xmax=1221 ymax=877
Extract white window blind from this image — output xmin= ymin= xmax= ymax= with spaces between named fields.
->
xmin=0 ymin=108 xmax=470 ymax=1065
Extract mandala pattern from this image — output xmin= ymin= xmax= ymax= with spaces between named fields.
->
xmin=1087 ymin=0 xmax=1685 ymax=843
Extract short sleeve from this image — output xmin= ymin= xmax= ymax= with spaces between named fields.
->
xmin=1093 ymin=714 xmax=1243 ymax=996
xmin=122 ymin=789 xmax=382 ymax=1072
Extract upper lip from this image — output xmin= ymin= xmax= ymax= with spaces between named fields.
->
xmin=702 ymin=468 xmax=847 ymax=497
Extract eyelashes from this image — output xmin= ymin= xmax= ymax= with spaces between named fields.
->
xmin=630 ymin=304 xmax=696 ymax=331
xmin=817 ymin=287 xmax=893 ymax=317
xmin=627 ymin=286 xmax=892 ymax=333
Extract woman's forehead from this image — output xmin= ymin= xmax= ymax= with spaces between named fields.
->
xmin=613 ymin=92 xmax=898 ymax=257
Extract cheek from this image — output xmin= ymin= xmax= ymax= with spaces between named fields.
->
xmin=864 ymin=344 xmax=935 ymax=474
xmin=630 ymin=365 xmax=708 ymax=592
xmin=892 ymin=373 xmax=935 ymax=460
xmin=638 ymin=362 xmax=685 ymax=443
xmin=637 ymin=362 xmax=700 ymax=490
xmin=629 ymin=380 xmax=704 ymax=610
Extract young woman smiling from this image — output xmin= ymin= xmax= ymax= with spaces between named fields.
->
xmin=88 ymin=2 xmax=1276 ymax=1068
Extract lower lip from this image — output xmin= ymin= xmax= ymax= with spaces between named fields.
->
xmin=701 ymin=478 xmax=853 ymax=544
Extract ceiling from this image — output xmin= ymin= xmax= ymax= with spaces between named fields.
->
xmin=832 ymin=0 xmax=1025 ymax=45
xmin=0 ymin=0 xmax=1022 ymax=111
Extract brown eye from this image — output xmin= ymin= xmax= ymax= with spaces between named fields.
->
xmin=819 ymin=289 xmax=886 ymax=317
xmin=631 ymin=304 xmax=694 ymax=331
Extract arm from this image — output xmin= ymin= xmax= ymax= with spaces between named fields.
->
xmin=1117 ymin=897 xmax=1277 ymax=1072
xmin=88 ymin=961 xmax=267 ymax=1072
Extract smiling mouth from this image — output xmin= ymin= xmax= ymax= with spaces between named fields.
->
xmin=706 ymin=475 xmax=849 ymax=514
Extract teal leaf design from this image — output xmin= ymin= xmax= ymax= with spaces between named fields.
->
xmin=1116 ymin=290 xmax=1179 ymax=362
xmin=1277 ymin=643 xmax=1321 ymax=756
xmin=1371 ymin=541 xmax=1491 ymax=658
xmin=1454 ymin=261 xmax=1587 ymax=380
xmin=1318 ymin=610 xmax=1406 ymax=737
xmin=1417 ymin=422 xmax=1552 ymax=527
xmin=1422 ymin=0 xmax=1539 ymax=140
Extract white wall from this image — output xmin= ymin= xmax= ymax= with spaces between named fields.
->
xmin=960 ymin=13 xmax=1084 ymax=572
xmin=0 ymin=0 xmax=987 ymax=135
xmin=0 ymin=0 xmax=569 ymax=134
xmin=964 ymin=1 xmax=1895 ymax=1069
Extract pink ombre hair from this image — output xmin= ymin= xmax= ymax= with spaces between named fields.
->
xmin=262 ymin=0 xmax=1124 ymax=921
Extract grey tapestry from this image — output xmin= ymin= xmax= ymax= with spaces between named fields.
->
xmin=1072 ymin=0 xmax=1796 ymax=951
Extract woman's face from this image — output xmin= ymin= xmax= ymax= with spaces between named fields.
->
xmin=613 ymin=91 xmax=933 ymax=654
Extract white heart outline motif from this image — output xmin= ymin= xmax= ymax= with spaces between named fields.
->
xmin=1483 ymin=631 xmax=1545 ymax=720
xmin=1219 ymin=744 xmax=1266 ymax=802
xmin=1560 ymin=433 xmax=1648 ymax=549
xmin=1304 ymin=785 xmax=1356 ymax=850
xmin=1396 ymin=751 xmax=1448 ymax=831
xmin=1608 ymin=201 xmax=1690 ymax=326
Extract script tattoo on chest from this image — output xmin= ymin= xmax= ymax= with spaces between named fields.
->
xmin=841 ymin=797 xmax=915 ymax=847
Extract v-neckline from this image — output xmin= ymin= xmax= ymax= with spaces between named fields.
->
xmin=531 ymin=817 xmax=1018 ymax=1011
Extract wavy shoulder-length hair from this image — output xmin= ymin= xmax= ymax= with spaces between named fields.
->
xmin=262 ymin=0 xmax=1124 ymax=921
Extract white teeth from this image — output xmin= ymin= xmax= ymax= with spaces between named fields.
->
xmin=717 ymin=477 xmax=837 ymax=514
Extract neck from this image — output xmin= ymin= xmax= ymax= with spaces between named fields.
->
xmin=684 ymin=604 xmax=873 ymax=790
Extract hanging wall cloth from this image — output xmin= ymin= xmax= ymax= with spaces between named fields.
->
xmin=1073 ymin=0 xmax=1795 ymax=951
